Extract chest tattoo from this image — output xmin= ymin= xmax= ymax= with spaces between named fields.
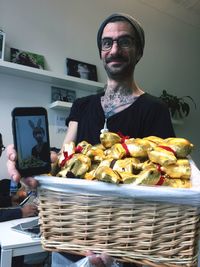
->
xmin=101 ymin=90 xmax=138 ymax=118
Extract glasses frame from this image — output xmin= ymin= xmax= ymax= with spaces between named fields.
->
xmin=101 ymin=36 xmax=135 ymax=51
xmin=1 ymin=145 xmax=6 ymax=151
xmin=0 ymin=145 xmax=5 ymax=156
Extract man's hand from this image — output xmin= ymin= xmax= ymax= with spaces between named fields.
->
xmin=6 ymin=144 xmax=58 ymax=188
xmin=21 ymin=204 xmax=38 ymax=218
xmin=86 ymin=251 xmax=115 ymax=267
xmin=6 ymin=144 xmax=21 ymax=183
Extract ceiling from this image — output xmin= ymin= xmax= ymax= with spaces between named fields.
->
xmin=140 ymin=0 xmax=200 ymax=29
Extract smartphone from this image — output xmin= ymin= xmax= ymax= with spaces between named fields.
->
xmin=12 ymin=107 xmax=51 ymax=177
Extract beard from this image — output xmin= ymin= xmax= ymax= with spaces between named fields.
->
xmin=103 ymin=55 xmax=135 ymax=80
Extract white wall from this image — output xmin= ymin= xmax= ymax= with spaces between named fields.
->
xmin=0 ymin=0 xmax=200 ymax=177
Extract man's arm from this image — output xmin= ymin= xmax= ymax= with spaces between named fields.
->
xmin=62 ymin=121 xmax=78 ymax=148
xmin=0 ymin=196 xmax=12 ymax=208
xmin=0 ymin=204 xmax=38 ymax=222
xmin=0 ymin=208 xmax=22 ymax=222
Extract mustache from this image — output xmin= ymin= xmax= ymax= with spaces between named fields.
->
xmin=105 ymin=56 xmax=127 ymax=63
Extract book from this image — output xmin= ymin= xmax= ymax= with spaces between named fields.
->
xmin=11 ymin=218 xmax=40 ymax=238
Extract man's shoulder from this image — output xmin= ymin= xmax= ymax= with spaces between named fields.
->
xmin=139 ymin=93 xmax=167 ymax=107
xmin=141 ymin=93 xmax=161 ymax=102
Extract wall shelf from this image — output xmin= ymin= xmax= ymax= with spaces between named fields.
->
xmin=0 ymin=60 xmax=104 ymax=92
xmin=49 ymin=101 xmax=72 ymax=110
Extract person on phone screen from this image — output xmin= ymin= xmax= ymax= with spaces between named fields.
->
xmin=29 ymin=119 xmax=49 ymax=162
xmin=7 ymin=13 xmax=175 ymax=267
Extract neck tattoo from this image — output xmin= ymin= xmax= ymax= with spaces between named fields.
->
xmin=100 ymin=85 xmax=139 ymax=133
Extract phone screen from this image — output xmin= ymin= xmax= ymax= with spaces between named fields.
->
xmin=12 ymin=107 xmax=51 ymax=177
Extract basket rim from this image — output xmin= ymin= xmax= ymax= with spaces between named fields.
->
xmin=36 ymin=175 xmax=200 ymax=207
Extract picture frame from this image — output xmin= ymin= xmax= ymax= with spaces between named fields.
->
xmin=66 ymin=58 xmax=98 ymax=82
xmin=51 ymin=86 xmax=76 ymax=103
xmin=10 ymin=48 xmax=45 ymax=69
xmin=0 ymin=30 xmax=5 ymax=60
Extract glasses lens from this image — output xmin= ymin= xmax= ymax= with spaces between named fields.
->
xmin=101 ymin=38 xmax=113 ymax=51
xmin=118 ymin=37 xmax=134 ymax=48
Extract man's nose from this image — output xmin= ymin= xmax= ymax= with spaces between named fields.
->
xmin=110 ymin=41 xmax=121 ymax=54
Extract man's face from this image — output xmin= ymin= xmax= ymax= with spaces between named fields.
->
xmin=33 ymin=129 xmax=44 ymax=142
xmin=101 ymin=21 xmax=140 ymax=80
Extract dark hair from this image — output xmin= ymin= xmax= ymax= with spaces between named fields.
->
xmin=32 ymin=127 xmax=45 ymax=138
xmin=97 ymin=13 xmax=145 ymax=59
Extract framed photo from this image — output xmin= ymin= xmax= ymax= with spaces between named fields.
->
xmin=10 ymin=48 xmax=45 ymax=69
xmin=66 ymin=58 xmax=98 ymax=82
xmin=51 ymin=86 xmax=76 ymax=103
xmin=0 ymin=31 xmax=5 ymax=60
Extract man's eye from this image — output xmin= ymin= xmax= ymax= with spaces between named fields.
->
xmin=102 ymin=39 xmax=112 ymax=47
xmin=119 ymin=38 xmax=131 ymax=46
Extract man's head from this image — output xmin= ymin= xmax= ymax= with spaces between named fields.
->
xmin=32 ymin=127 xmax=45 ymax=142
xmin=28 ymin=119 xmax=45 ymax=143
xmin=97 ymin=13 xmax=145 ymax=59
xmin=97 ymin=13 xmax=145 ymax=80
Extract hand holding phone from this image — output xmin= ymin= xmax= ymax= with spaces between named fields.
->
xmin=12 ymin=107 xmax=51 ymax=177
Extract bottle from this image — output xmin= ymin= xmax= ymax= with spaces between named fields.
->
xmin=10 ymin=180 xmax=18 ymax=196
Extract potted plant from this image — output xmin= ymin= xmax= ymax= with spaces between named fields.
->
xmin=159 ymin=90 xmax=196 ymax=120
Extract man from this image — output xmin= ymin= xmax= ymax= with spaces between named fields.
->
xmin=28 ymin=119 xmax=49 ymax=162
xmin=0 ymin=133 xmax=37 ymax=222
xmin=7 ymin=13 xmax=175 ymax=267
xmin=0 ymin=133 xmax=38 ymax=267
xmin=0 ymin=178 xmax=37 ymax=222
xmin=62 ymin=13 xmax=174 ymax=148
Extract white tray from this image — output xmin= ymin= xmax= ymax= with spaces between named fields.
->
xmin=36 ymin=159 xmax=200 ymax=207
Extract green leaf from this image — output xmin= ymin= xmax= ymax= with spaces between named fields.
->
xmin=181 ymin=102 xmax=190 ymax=116
xmin=159 ymin=90 xmax=197 ymax=118
xmin=182 ymin=96 xmax=197 ymax=109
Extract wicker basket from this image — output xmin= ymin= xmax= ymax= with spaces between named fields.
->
xmin=37 ymin=177 xmax=200 ymax=267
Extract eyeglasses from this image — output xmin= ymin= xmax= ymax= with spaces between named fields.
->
xmin=1 ymin=145 xmax=5 ymax=151
xmin=0 ymin=145 xmax=5 ymax=156
xmin=101 ymin=36 xmax=135 ymax=51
